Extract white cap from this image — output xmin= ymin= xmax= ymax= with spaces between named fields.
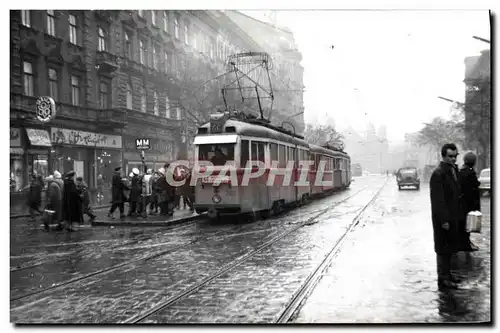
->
xmin=132 ymin=168 xmax=140 ymax=175
xmin=53 ymin=171 xmax=62 ymax=179
xmin=129 ymin=172 xmax=134 ymax=177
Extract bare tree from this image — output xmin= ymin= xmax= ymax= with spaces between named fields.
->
xmin=304 ymin=123 xmax=345 ymax=150
xmin=415 ymin=117 xmax=465 ymax=162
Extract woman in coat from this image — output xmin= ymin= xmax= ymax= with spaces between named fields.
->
xmin=62 ymin=171 xmax=81 ymax=231
xmin=458 ymin=152 xmax=481 ymax=251
xmin=108 ymin=167 xmax=128 ymax=220
xmin=45 ymin=175 xmax=62 ymax=228
xmin=26 ymin=174 xmax=43 ymax=222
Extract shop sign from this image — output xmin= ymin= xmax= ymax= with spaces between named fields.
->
xmin=26 ymin=128 xmax=52 ymax=147
xmin=136 ymin=138 xmax=151 ymax=150
xmin=51 ymin=128 xmax=122 ymax=148
xmin=124 ymin=137 xmax=174 ymax=155
xmin=10 ymin=128 xmax=21 ymax=147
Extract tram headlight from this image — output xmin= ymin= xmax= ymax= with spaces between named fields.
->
xmin=212 ymin=194 xmax=222 ymax=203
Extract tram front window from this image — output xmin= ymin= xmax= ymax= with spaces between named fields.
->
xmin=197 ymin=144 xmax=235 ymax=166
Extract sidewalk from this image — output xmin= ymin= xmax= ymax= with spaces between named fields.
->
xmin=91 ymin=207 xmax=206 ymax=227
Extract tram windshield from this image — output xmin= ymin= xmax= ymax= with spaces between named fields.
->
xmin=197 ymin=144 xmax=235 ymax=166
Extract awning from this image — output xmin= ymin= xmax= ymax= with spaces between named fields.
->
xmin=26 ymin=128 xmax=52 ymax=147
xmin=193 ymin=134 xmax=238 ymax=145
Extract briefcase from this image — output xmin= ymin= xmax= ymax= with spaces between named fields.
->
xmin=466 ymin=211 xmax=482 ymax=233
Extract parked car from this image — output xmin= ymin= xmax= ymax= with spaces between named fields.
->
xmin=478 ymin=168 xmax=490 ymax=196
xmin=396 ymin=167 xmax=420 ymax=190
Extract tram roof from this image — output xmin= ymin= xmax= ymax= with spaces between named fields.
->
xmin=309 ymin=144 xmax=350 ymax=158
xmin=198 ymin=119 xmax=310 ymax=147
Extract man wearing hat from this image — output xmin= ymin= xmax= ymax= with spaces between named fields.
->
xmin=127 ymin=168 xmax=142 ymax=216
xmin=108 ymin=167 xmax=128 ymax=220
xmin=62 ymin=171 xmax=80 ymax=231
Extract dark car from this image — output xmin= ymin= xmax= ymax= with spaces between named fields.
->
xmin=396 ymin=167 xmax=420 ymax=190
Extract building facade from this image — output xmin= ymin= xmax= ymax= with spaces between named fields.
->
xmin=10 ymin=10 xmax=285 ymax=205
xmin=463 ymin=49 xmax=491 ymax=171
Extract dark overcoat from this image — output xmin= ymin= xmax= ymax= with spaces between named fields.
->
xmin=458 ymin=166 xmax=481 ymax=216
xmin=62 ymin=178 xmax=81 ymax=223
xmin=129 ymin=175 xmax=142 ymax=202
xmin=111 ymin=173 xmax=128 ymax=204
xmin=429 ymin=162 xmax=462 ymax=254
xmin=46 ymin=181 xmax=62 ymax=221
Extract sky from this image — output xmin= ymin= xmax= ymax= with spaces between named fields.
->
xmin=242 ymin=10 xmax=490 ymax=142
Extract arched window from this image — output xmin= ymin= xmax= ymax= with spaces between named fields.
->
xmin=98 ymin=27 xmax=106 ymax=51
xmin=153 ymin=91 xmax=159 ymax=116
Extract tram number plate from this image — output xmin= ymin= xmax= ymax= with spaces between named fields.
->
xmin=202 ymin=175 xmax=230 ymax=184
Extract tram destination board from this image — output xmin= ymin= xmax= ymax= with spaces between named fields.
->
xmin=135 ymin=138 xmax=151 ymax=150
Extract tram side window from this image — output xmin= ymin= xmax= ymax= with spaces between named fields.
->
xmin=251 ymin=142 xmax=258 ymax=162
xmin=278 ymin=144 xmax=286 ymax=168
xmin=270 ymin=143 xmax=278 ymax=165
xmin=198 ymin=144 xmax=235 ymax=166
xmin=257 ymin=142 xmax=265 ymax=163
xmin=241 ymin=140 xmax=249 ymax=167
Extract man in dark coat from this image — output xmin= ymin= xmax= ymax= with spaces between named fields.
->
xmin=108 ymin=167 xmax=128 ymax=220
xmin=128 ymin=168 xmax=142 ymax=217
xmin=76 ymin=177 xmax=97 ymax=223
xmin=430 ymin=143 xmax=462 ymax=289
xmin=44 ymin=175 xmax=62 ymax=230
xmin=62 ymin=171 xmax=81 ymax=231
xmin=458 ymin=152 xmax=481 ymax=252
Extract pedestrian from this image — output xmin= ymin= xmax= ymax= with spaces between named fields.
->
xmin=150 ymin=171 xmax=160 ymax=214
xmin=43 ymin=175 xmax=62 ymax=230
xmin=25 ymin=174 xmax=43 ymax=222
xmin=458 ymin=152 xmax=480 ymax=252
xmin=128 ymin=168 xmax=141 ymax=217
xmin=76 ymin=177 xmax=97 ymax=223
xmin=52 ymin=171 xmax=65 ymax=229
xmin=108 ymin=167 xmax=128 ymax=220
xmin=62 ymin=171 xmax=81 ymax=231
xmin=430 ymin=143 xmax=462 ymax=289
xmin=179 ymin=169 xmax=195 ymax=211
xmin=141 ymin=169 xmax=153 ymax=218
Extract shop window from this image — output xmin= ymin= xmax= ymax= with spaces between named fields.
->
xmin=10 ymin=155 xmax=24 ymax=192
xmin=28 ymin=154 xmax=49 ymax=180
xmin=95 ymin=149 xmax=123 ymax=191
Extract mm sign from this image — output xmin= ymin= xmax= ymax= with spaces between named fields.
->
xmin=136 ymin=138 xmax=151 ymax=150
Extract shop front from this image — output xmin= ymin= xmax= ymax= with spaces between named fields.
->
xmin=123 ymin=136 xmax=176 ymax=175
xmin=50 ymin=127 xmax=123 ymax=203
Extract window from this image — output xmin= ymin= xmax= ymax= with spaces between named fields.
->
xmin=270 ymin=143 xmax=278 ymax=164
xmin=153 ymin=45 xmax=159 ymax=70
xmin=163 ymin=11 xmax=168 ymax=32
xmin=184 ymin=25 xmax=189 ymax=44
xmin=21 ymin=10 xmax=30 ymax=27
xmin=126 ymin=83 xmax=133 ymax=109
xmin=210 ymin=42 xmax=214 ymax=59
xmin=174 ymin=18 xmax=179 ymax=39
xmin=193 ymin=31 xmax=197 ymax=50
xmin=69 ymin=15 xmax=78 ymax=44
xmin=46 ymin=10 xmax=56 ymax=36
xmin=251 ymin=142 xmax=265 ymax=163
xmin=151 ymin=10 xmax=156 ymax=25
xmin=124 ymin=31 xmax=132 ymax=59
xmin=153 ymin=91 xmax=159 ymax=116
xmin=48 ymin=68 xmax=58 ymax=101
xmin=99 ymin=82 xmax=108 ymax=109
xmin=138 ymin=10 xmax=144 ymax=18
xmin=141 ymin=89 xmax=146 ymax=112
xmin=197 ymin=144 xmax=235 ymax=166
xmin=23 ymin=61 xmax=34 ymax=96
xmin=241 ymin=140 xmax=249 ymax=167
xmin=164 ymin=52 xmax=169 ymax=72
xmin=165 ymin=96 xmax=170 ymax=117
xmin=139 ymin=40 xmax=146 ymax=65
xmin=98 ymin=27 xmax=106 ymax=51
xmin=70 ymin=75 xmax=80 ymax=106
xmin=176 ymin=107 xmax=181 ymax=119
xmin=278 ymin=145 xmax=286 ymax=168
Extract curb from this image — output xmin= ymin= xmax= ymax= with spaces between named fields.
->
xmin=10 ymin=204 xmax=112 ymax=219
xmin=90 ymin=212 xmax=207 ymax=227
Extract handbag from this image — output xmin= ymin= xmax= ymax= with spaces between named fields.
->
xmin=466 ymin=211 xmax=482 ymax=233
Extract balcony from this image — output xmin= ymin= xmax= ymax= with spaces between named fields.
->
xmin=96 ymin=108 xmax=128 ymax=128
xmin=96 ymin=51 xmax=118 ymax=75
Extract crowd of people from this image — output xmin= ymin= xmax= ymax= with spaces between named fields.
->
xmin=25 ymin=162 xmax=196 ymax=231
xmin=430 ymin=143 xmax=483 ymax=289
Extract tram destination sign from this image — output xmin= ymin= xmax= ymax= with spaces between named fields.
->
xmin=135 ymin=138 xmax=151 ymax=150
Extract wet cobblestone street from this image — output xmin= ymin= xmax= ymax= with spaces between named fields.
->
xmin=292 ymin=181 xmax=491 ymax=323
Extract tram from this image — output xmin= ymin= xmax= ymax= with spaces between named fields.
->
xmin=192 ymin=112 xmax=352 ymax=219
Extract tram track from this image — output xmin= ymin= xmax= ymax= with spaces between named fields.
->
xmin=11 ymin=186 xmax=369 ymax=309
xmin=123 ymin=184 xmax=376 ymax=323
